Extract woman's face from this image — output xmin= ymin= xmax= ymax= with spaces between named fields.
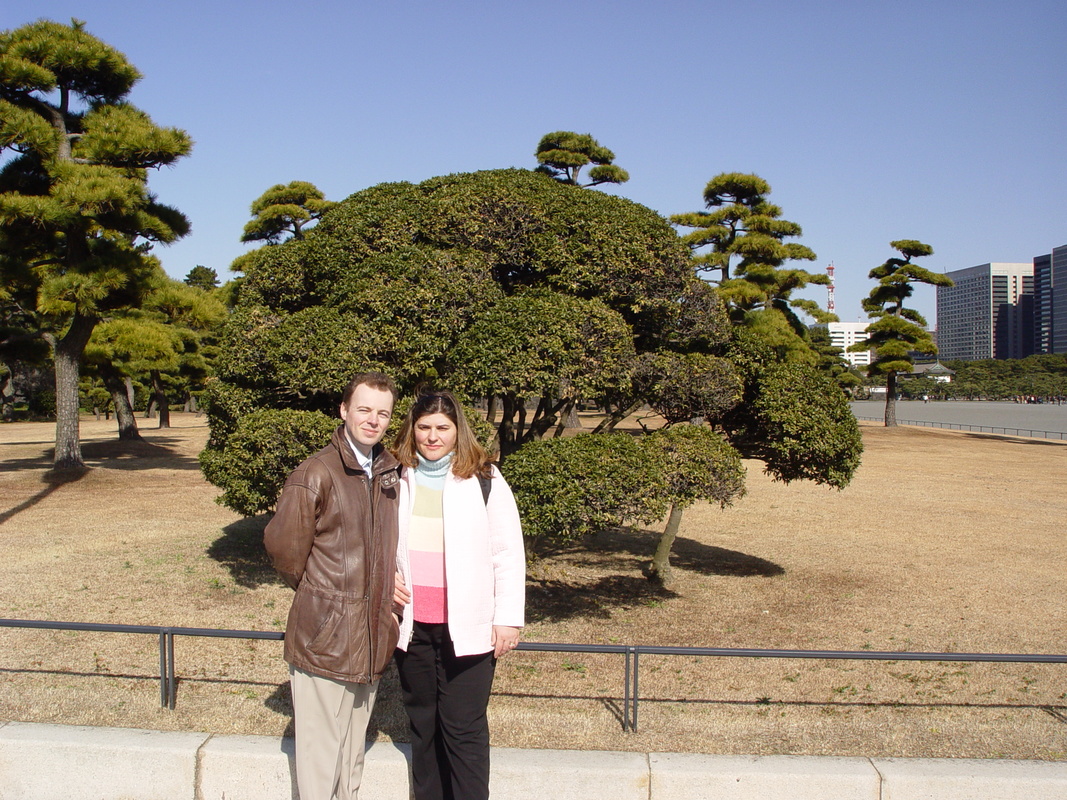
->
xmin=414 ymin=412 xmax=457 ymax=461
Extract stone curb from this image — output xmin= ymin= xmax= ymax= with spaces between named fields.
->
xmin=1 ymin=721 xmax=1066 ymax=799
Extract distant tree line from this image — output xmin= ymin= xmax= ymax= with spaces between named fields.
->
xmin=902 ymin=355 xmax=1067 ymax=401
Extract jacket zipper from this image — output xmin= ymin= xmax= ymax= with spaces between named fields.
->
xmin=366 ymin=467 xmax=377 ymax=677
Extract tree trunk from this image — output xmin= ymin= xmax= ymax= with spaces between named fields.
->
xmin=884 ymin=372 xmax=898 ymax=427
xmin=647 ymin=503 xmax=684 ymax=589
xmin=485 ymin=395 xmax=497 ymax=426
xmin=151 ymin=370 xmax=170 ymax=428
xmin=1 ymin=371 xmax=13 ymax=422
xmin=553 ymin=399 xmax=576 ymax=438
xmin=49 ymin=314 xmax=98 ymax=469
xmin=497 ymin=395 xmax=519 ymax=460
xmin=567 ymin=403 xmax=580 ymax=428
xmin=515 ymin=398 xmax=528 ymax=443
xmin=592 ymin=400 xmax=641 ymax=434
xmin=528 ymin=396 xmax=569 ymax=441
xmin=101 ymin=370 xmax=142 ymax=441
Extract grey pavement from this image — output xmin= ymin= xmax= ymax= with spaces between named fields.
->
xmin=850 ymin=399 xmax=1067 ymax=436
xmin=2 ymin=721 xmax=1067 ymax=799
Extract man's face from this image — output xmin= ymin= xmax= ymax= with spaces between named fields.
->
xmin=339 ymin=383 xmax=395 ymax=455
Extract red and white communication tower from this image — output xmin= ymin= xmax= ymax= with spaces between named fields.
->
xmin=826 ymin=262 xmax=836 ymax=313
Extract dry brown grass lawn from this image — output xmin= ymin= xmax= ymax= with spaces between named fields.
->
xmin=1 ymin=413 xmax=1065 ymax=759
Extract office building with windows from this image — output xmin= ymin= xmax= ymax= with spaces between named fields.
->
xmin=936 ymin=263 xmax=1034 ymax=361
xmin=826 ymin=321 xmax=872 ymax=367
xmin=1034 ymin=243 xmax=1067 ymax=354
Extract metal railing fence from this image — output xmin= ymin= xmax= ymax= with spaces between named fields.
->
xmin=851 ymin=416 xmax=1066 ymax=440
xmin=0 ymin=618 xmax=283 ymax=710
xmin=3 ymin=618 xmax=1066 ymax=731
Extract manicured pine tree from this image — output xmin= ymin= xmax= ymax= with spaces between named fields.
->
xmin=0 ymin=19 xmax=192 ymax=468
xmin=852 ymin=240 xmax=953 ymax=426
xmin=671 ymin=173 xmax=830 ymax=344
xmin=534 ymin=131 xmax=629 ymax=187
xmin=240 ymin=181 xmax=335 ymax=245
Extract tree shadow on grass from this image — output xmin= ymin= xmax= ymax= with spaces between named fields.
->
xmin=526 ymin=526 xmax=784 ymax=624
xmin=959 ymin=431 xmax=1067 ymax=447
xmin=80 ymin=437 xmax=203 ymax=470
xmin=581 ymin=525 xmax=785 ymax=579
xmin=670 ymin=536 xmax=785 ymax=578
xmin=0 ymin=436 xmax=202 ymax=472
xmin=526 ymin=574 xmax=679 ymax=623
xmin=0 ymin=467 xmax=89 ymax=524
xmin=207 ymin=515 xmax=280 ymax=588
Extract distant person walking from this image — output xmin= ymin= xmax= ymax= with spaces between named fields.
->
xmin=392 ymin=390 xmax=526 ymax=800
xmin=264 ymin=372 xmax=402 ymax=800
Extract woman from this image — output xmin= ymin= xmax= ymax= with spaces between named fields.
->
xmin=392 ymin=390 xmax=526 ymax=800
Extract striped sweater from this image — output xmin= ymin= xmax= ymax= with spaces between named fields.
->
xmin=408 ymin=453 xmax=450 ymax=623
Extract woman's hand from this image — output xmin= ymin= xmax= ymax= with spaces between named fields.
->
xmin=492 ymin=625 xmax=521 ymax=658
xmin=393 ymin=572 xmax=410 ymax=617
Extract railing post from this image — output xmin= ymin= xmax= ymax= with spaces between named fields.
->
xmin=622 ymin=646 xmax=639 ymax=732
xmin=166 ymin=631 xmax=176 ymax=709
xmin=158 ymin=630 xmax=176 ymax=709
xmin=157 ymin=632 xmax=167 ymax=708
xmin=632 ymin=647 xmax=639 ymax=732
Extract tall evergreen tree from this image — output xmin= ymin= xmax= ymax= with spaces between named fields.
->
xmin=671 ymin=173 xmax=814 ymax=281
xmin=852 ymin=240 xmax=953 ymax=426
xmin=671 ymin=173 xmax=829 ymax=342
xmin=0 ymin=19 xmax=191 ymax=467
xmin=141 ymin=275 xmax=228 ymax=424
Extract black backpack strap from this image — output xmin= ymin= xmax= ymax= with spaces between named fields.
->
xmin=478 ymin=473 xmax=492 ymax=505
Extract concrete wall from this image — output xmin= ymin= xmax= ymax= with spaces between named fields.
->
xmin=2 ymin=721 xmax=1066 ymax=800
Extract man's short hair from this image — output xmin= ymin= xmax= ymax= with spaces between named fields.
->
xmin=342 ymin=372 xmax=397 ymax=406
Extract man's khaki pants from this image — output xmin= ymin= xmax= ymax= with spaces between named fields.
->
xmin=290 ymin=666 xmax=379 ymax=800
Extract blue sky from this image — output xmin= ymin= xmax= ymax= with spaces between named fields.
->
xmin=7 ymin=0 xmax=1066 ymax=324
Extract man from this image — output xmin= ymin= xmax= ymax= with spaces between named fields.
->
xmin=264 ymin=372 xmax=401 ymax=800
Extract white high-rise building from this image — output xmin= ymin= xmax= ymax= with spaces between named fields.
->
xmin=827 ymin=322 xmax=871 ymax=367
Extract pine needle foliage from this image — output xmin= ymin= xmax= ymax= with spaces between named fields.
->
xmin=671 ymin=172 xmax=832 ymax=359
xmin=240 ymin=180 xmax=336 ymax=245
xmin=851 ymin=240 xmax=954 ymax=426
xmin=534 ymin=131 xmax=629 ymax=187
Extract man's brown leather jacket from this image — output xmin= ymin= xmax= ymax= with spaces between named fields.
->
xmin=264 ymin=425 xmax=402 ymax=684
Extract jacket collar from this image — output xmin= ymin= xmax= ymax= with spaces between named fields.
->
xmin=330 ymin=425 xmax=401 ymax=478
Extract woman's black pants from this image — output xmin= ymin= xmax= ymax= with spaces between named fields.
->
xmin=395 ymin=621 xmax=496 ymax=800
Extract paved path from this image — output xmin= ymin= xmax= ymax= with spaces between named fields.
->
xmin=850 ymin=400 xmax=1067 ymax=436
xmin=3 ymin=721 xmax=1067 ymax=800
